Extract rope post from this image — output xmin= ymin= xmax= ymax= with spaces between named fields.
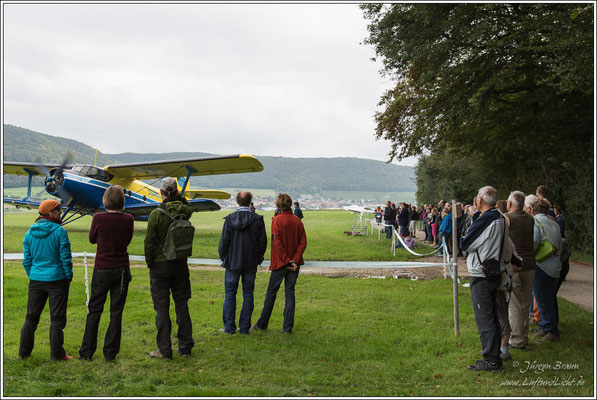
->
xmin=451 ymin=199 xmax=460 ymax=337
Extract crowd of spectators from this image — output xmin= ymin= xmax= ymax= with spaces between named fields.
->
xmin=379 ymin=184 xmax=571 ymax=372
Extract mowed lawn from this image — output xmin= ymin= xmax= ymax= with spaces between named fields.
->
xmin=2 ymin=209 xmax=429 ymax=261
xmin=2 ymin=209 xmax=594 ymax=396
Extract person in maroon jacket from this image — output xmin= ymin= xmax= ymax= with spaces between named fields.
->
xmin=79 ymin=185 xmax=134 ymax=361
xmin=251 ymin=193 xmax=307 ymax=334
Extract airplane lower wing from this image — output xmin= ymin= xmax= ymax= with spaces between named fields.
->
xmin=184 ymin=190 xmax=231 ymax=200
xmin=123 ymin=198 xmax=221 ymax=217
xmin=3 ymin=197 xmax=44 ymax=210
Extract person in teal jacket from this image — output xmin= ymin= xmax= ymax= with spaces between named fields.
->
xmin=19 ymin=199 xmax=73 ymax=361
xmin=438 ymin=210 xmax=453 ymax=256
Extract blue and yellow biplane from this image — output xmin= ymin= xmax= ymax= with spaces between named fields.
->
xmin=3 ymin=154 xmax=263 ymax=224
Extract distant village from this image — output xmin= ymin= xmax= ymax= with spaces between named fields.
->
xmin=218 ymin=194 xmax=386 ymax=211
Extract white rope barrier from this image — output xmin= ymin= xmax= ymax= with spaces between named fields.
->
xmin=393 ymin=229 xmax=443 ymax=257
xmin=3 ymin=253 xmax=452 ymax=269
xmin=84 ymin=252 xmax=90 ymax=307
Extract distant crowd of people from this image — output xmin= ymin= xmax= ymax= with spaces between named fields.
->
xmin=377 ymin=184 xmax=570 ymax=372
xmin=18 ymin=179 xmax=307 ymax=361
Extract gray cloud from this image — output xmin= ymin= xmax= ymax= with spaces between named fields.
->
xmin=3 ymin=3 xmax=417 ymax=166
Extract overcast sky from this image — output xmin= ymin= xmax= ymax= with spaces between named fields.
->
xmin=3 ymin=3 xmax=417 ymax=166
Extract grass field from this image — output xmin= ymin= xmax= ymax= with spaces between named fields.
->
xmin=2 ymin=209 xmax=594 ymax=396
xmin=2 ymin=209 xmax=428 ymax=262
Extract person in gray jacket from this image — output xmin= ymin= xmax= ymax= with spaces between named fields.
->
xmin=460 ymin=186 xmax=509 ymax=372
xmin=530 ymin=197 xmax=562 ymax=342
xmin=219 ymin=191 xmax=267 ymax=334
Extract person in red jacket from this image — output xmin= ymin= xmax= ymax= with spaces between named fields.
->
xmin=251 ymin=193 xmax=307 ymax=334
xmin=79 ymin=185 xmax=134 ymax=361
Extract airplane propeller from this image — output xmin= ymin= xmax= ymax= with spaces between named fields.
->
xmin=33 ymin=152 xmax=74 ymax=205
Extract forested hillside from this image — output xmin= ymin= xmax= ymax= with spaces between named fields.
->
xmin=3 ymin=124 xmax=415 ymax=193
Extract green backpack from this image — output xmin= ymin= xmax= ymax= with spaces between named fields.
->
xmin=157 ymin=207 xmax=195 ymax=260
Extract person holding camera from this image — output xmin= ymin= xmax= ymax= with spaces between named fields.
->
xmin=460 ymin=186 xmax=509 ymax=372
xmin=19 ymin=199 xmax=73 ymax=361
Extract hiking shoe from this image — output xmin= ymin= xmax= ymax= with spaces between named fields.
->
xmin=467 ymin=359 xmax=503 ymax=372
xmin=500 ymin=351 xmax=512 ymax=361
xmin=509 ymin=343 xmax=527 ymax=350
xmin=537 ymin=333 xmax=560 ymax=343
xmin=177 ymin=349 xmax=190 ymax=358
xmin=249 ymin=323 xmax=261 ymax=332
xmin=534 ymin=329 xmax=549 ymax=338
xmin=149 ymin=350 xmax=165 ymax=359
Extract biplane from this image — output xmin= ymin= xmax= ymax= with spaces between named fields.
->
xmin=3 ymin=154 xmax=263 ymax=224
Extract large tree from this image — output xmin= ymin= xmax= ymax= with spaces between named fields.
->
xmin=361 ymin=3 xmax=594 ymax=251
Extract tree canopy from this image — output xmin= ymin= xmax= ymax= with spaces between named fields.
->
xmin=361 ymin=3 xmax=594 ymax=252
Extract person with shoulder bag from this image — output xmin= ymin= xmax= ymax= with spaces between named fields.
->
xmin=530 ymin=198 xmax=562 ymax=343
xmin=460 ymin=186 xmax=508 ymax=372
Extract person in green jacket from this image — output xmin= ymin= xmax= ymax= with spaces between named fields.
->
xmin=144 ymin=177 xmax=195 ymax=359
xmin=19 ymin=199 xmax=73 ymax=361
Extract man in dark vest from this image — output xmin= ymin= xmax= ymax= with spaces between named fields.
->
xmin=506 ymin=190 xmax=537 ymax=350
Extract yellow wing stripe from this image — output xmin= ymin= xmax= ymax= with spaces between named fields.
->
xmin=104 ymin=154 xmax=263 ymax=180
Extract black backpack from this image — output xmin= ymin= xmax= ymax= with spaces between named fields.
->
xmin=156 ymin=207 xmax=195 ymax=260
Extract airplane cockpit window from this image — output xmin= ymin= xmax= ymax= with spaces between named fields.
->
xmin=87 ymin=167 xmax=113 ymax=182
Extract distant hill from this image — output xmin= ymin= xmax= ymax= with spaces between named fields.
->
xmin=3 ymin=124 xmax=416 ymax=194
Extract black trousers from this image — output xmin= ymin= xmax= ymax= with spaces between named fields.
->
xmin=149 ymin=260 xmax=194 ymax=358
xmin=19 ymin=279 xmax=70 ymax=359
xmin=79 ymin=267 xmax=131 ymax=360
xmin=470 ymin=276 xmax=502 ymax=364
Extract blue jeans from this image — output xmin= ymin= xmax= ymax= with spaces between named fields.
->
xmin=256 ymin=267 xmax=299 ymax=333
xmin=533 ymin=267 xmax=560 ymax=336
xmin=223 ymin=268 xmax=257 ymax=334
xmin=385 ymin=225 xmax=393 ymax=239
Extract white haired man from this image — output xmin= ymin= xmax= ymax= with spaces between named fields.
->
xmin=460 ymin=186 xmax=509 ymax=372
xmin=506 ymin=191 xmax=536 ymax=350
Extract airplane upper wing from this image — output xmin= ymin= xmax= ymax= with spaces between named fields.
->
xmin=3 ymin=162 xmax=73 ymax=176
xmin=104 ymin=154 xmax=263 ymax=180
xmin=123 ymin=198 xmax=221 ymax=216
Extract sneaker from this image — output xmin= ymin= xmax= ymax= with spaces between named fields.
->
xmin=149 ymin=350 xmax=165 ymax=359
xmin=534 ymin=329 xmax=549 ymax=338
xmin=537 ymin=333 xmax=560 ymax=343
xmin=467 ymin=359 xmax=503 ymax=372
xmin=282 ymin=329 xmax=292 ymax=334
xmin=219 ymin=328 xmax=234 ymax=335
xmin=249 ymin=323 xmax=261 ymax=332
xmin=500 ymin=351 xmax=512 ymax=361
xmin=78 ymin=355 xmax=92 ymax=361
xmin=61 ymin=355 xmax=73 ymax=361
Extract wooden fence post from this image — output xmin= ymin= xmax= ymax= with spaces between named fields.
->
xmin=452 ymin=199 xmax=460 ymax=337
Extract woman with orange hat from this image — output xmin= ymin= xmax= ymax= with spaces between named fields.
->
xmin=19 ymin=199 xmax=73 ymax=361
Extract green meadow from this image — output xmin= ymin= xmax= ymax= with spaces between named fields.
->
xmin=2 ymin=209 xmax=594 ymax=397
xmin=2 ymin=209 xmax=426 ymax=262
